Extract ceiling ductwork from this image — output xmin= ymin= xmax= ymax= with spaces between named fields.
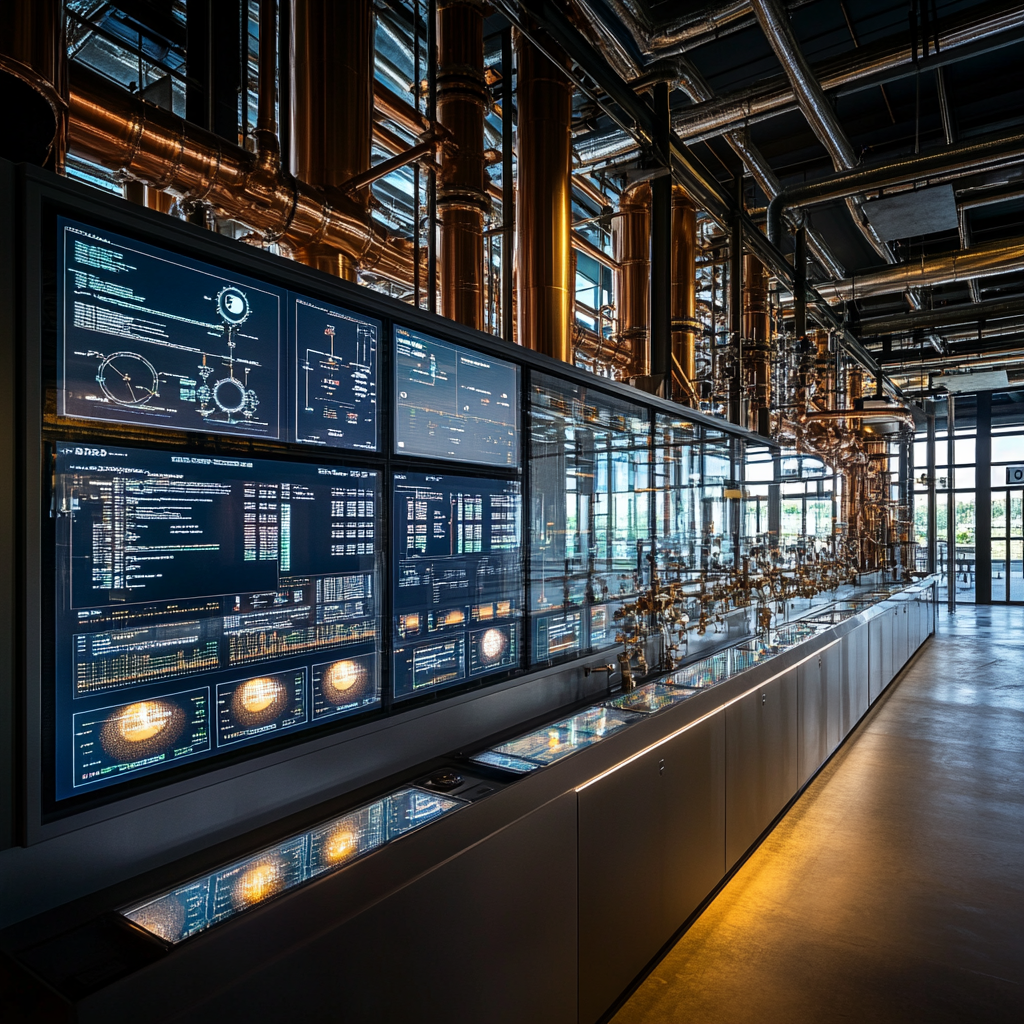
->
xmin=814 ymin=235 xmax=1024 ymax=304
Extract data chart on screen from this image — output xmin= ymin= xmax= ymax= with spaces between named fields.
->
xmin=53 ymin=443 xmax=381 ymax=799
xmin=393 ymin=325 xmax=519 ymax=466
xmin=392 ymin=472 xmax=522 ymax=699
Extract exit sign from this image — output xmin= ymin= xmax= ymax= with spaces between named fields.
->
xmin=1008 ymin=465 xmax=1024 ymax=485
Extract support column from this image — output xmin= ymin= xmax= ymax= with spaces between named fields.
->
xmin=291 ymin=0 xmax=374 ymax=279
xmin=926 ymin=406 xmax=937 ymax=575
xmin=743 ymin=253 xmax=771 ymax=435
xmin=614 ymin=184 xmax=651 ymax=376
xmin=947 ymin=395 xmax=956 ymax=613
xmin=515 ymin=32 xmax=572 ymax=363
xmin=670 ymin=186 xmax=698 ymax=405
xmin=437 ymin=0 xmax=489 ymax=329
xmin=975 ymin=392 xmax=992 ymax=603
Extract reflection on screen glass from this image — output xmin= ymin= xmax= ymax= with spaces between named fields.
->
xmin=394 ymin=325 xmax=519 ymax=466
xmin=392 ymin=472 xmax=522 ymax=699
xmin=53 ymin=444 xmax=381 ymax=799
xmin=57 ymin=217 xmax=284 ymax=439
xmin=122 ymin=786 xmax=463 ymax=944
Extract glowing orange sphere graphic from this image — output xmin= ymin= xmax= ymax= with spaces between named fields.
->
xmin=100 ymin=699 xmax=186 ymax=760
xmin=321 ymin=659 xmax=367 ymax=704
xmin=479 ymin=627 xmax=507 ymax=663
xmin=232 ymin=676 xmax=288 ymax=726
xmin=231 ymin=859 xmax=285 ymax=910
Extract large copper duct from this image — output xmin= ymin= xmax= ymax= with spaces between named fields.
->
xmin=515 ymin=32 xmax=573 ymax=363
xmin=437 ymin=0 xmax=489 ymax=329
xmin=614 ymin=182 xmax=651 ymax=375
xmin=670 ymin=186 xmax=698 ymax=402
xmin=743 ymin=252 xmax=772 ymax=432
xmin=0 ymin=0 xmax=67 ymax=169
xmin=67 ymin=65 xmax=414 ymax=285
xmin=290 ymin=0 xmax=374 ymax=279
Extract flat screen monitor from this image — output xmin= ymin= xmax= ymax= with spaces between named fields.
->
xmin=57 ymin=216 xmax=284 ymax=440
xmin=393 ymin=325 xmax=519 ymax=467
xmin=292 ymin=295 xmax=379 ymax=451
xmin=52 ymin=443 xmax=381 ymax=801
xmin=392 ymin=472 xmax=522 ymax=700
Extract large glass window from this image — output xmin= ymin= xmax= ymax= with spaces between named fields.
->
xmin=529 ymin=373 xmax=650 ymax=662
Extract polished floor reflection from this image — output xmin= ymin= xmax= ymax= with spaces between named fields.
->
xmin=611 ymin=604 xmax=1024 ymax=1024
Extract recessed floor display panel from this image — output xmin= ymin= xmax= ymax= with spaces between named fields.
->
xmin=293 ymin=295 xmax=379 ymax=450
xmin=393 ymin=325 xmax=519 ymax=467
xmin=57 ymin=217 xmax=284 ymax=439
xmin=392 ymin=472 xmax=522 ymax=699
xmin=53 ymin=444 xmax=381 ymax=800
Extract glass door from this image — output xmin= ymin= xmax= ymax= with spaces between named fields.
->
xmin=991 ymin=488 xmax=1023 ymax=603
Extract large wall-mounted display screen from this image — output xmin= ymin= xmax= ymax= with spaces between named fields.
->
xmin=53 ymin=443 xmax=381 ymax=800
xmin=57 ymin=217 xmax=285 ymax=439
xmin=293 ymin=295 xmax=379 ymax=450
xmin=393 ymin=325 xmax=519 ymax=467
xmin=392 ymin=472 xmax=522 ymax=700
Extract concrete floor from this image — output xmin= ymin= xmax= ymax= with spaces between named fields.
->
xmin=611 ymin=604 xmax=1024 ymax=1024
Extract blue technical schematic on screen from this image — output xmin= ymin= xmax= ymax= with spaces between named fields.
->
xmin=393 ymin=325 xmax=519 ymax=467
xmin=392 ymin=472 xmax=522 ymax=700
xmin=57 ymin=217 xmax=284 ymax=439
xmin=293 ymin=295 xmax=379 ymax=450
xmin=53 ymin=444 xmax=381 ymax=800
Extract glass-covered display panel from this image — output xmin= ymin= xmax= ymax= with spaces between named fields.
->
xmin=53 ymin=444 xmax=382 ymax=800
xmin=486 ymin=706 xmax=638 ymax=766
xmin=529 ymin=373 xmax=649 ymax=663
xmin=605 ymin=682 xmax=700 ymax=714
xmin=392 ymin=472 xmax=522 ymax=700
xmin=121 ymin=786 xmax=462 ymax=944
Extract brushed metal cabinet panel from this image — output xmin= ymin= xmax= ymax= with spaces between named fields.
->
xmin=895 ymin=605 xmax=909 ymax=671
xmin=823 ymin=643 xmax=842 ymax=756
xmin=578 ymin=715 xmax=727 ymax=1024
xmin=769 ymin=667 xmax=800 ymax=818
xmin=578 ymin=749 xmax=666 ymax=1024
xmin=868 ymin=616 xmax=883 ymax=703
xmin=726 ymin=669 xmax=798 ymax=869
xmin=725 ymin=685 xmax=767 ymax=869
xmin=797 ymin=655 xmax=826 ymax=787
xmin=840 ymin=625 xmax=869 ymax=736
xmin=661 ymin=716 xmax=726 ymax=936
xmin=155 ymin=794 xmax=579 ymax=1024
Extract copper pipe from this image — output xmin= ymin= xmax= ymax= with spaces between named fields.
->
xmin=437 ymin=0 xmax=489 ymax=329
xmin=289 ymin=0 xmax=376 ymax=279
xmin=343 ymin=137 xmax=441 ymax=195
xmin=515 ymin=31 xmax=573 ymax=364
xmin=572 ymin=230 xmax=618 ymax=272
xmin=815 ymin=234 xmax=1024 ymax=303
xmin=671 ymin=186 xmax=698 ymax=403
xmin=574 ymin=324 xmax=635 ymax=372
xmin=256 ymin=0 xmax=277 ymax=143
xmin=374 ymin=81 xmax=432 ymax=136
xmin=68 ymin=64 xmax=414 ymax=285
xmin=614 ymin=182 xmax=651 ymax=374
xmin=742 ymin=251 xmax=771 ymax=428
xmin=0 ymin=0 xmax=67 ymax=170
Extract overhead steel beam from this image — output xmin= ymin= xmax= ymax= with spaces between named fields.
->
xmin=767 ymin=130 xmax=1024 ymax=245
xmin=859 ymin=298 xmax=1024 ymax=337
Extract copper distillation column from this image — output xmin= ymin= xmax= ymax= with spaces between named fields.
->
xmin=515 ymin=31 xmax=573 ymax=364
xmin=742 ymin=252 xmax=772 ymax=434
xmin=614 ymin=183 xmax=651 ymax=376
xmin=290 ymin=0 xmax=374 ymax=279
xmin=0 ymin=0 xmax=67 ymax=169
xmin=436 ymin=0 xmax=490 ymax=330
xmin=670 ymin=186 xmax=699 ymax=403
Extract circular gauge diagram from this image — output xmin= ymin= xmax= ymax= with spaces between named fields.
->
xmin=96 ymin=352 xmax=160 ymax=407
xmin=216 ymin=286 xmax=250 ymax=325
xmin=212 ymin=377 xmax=248 ymax=414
